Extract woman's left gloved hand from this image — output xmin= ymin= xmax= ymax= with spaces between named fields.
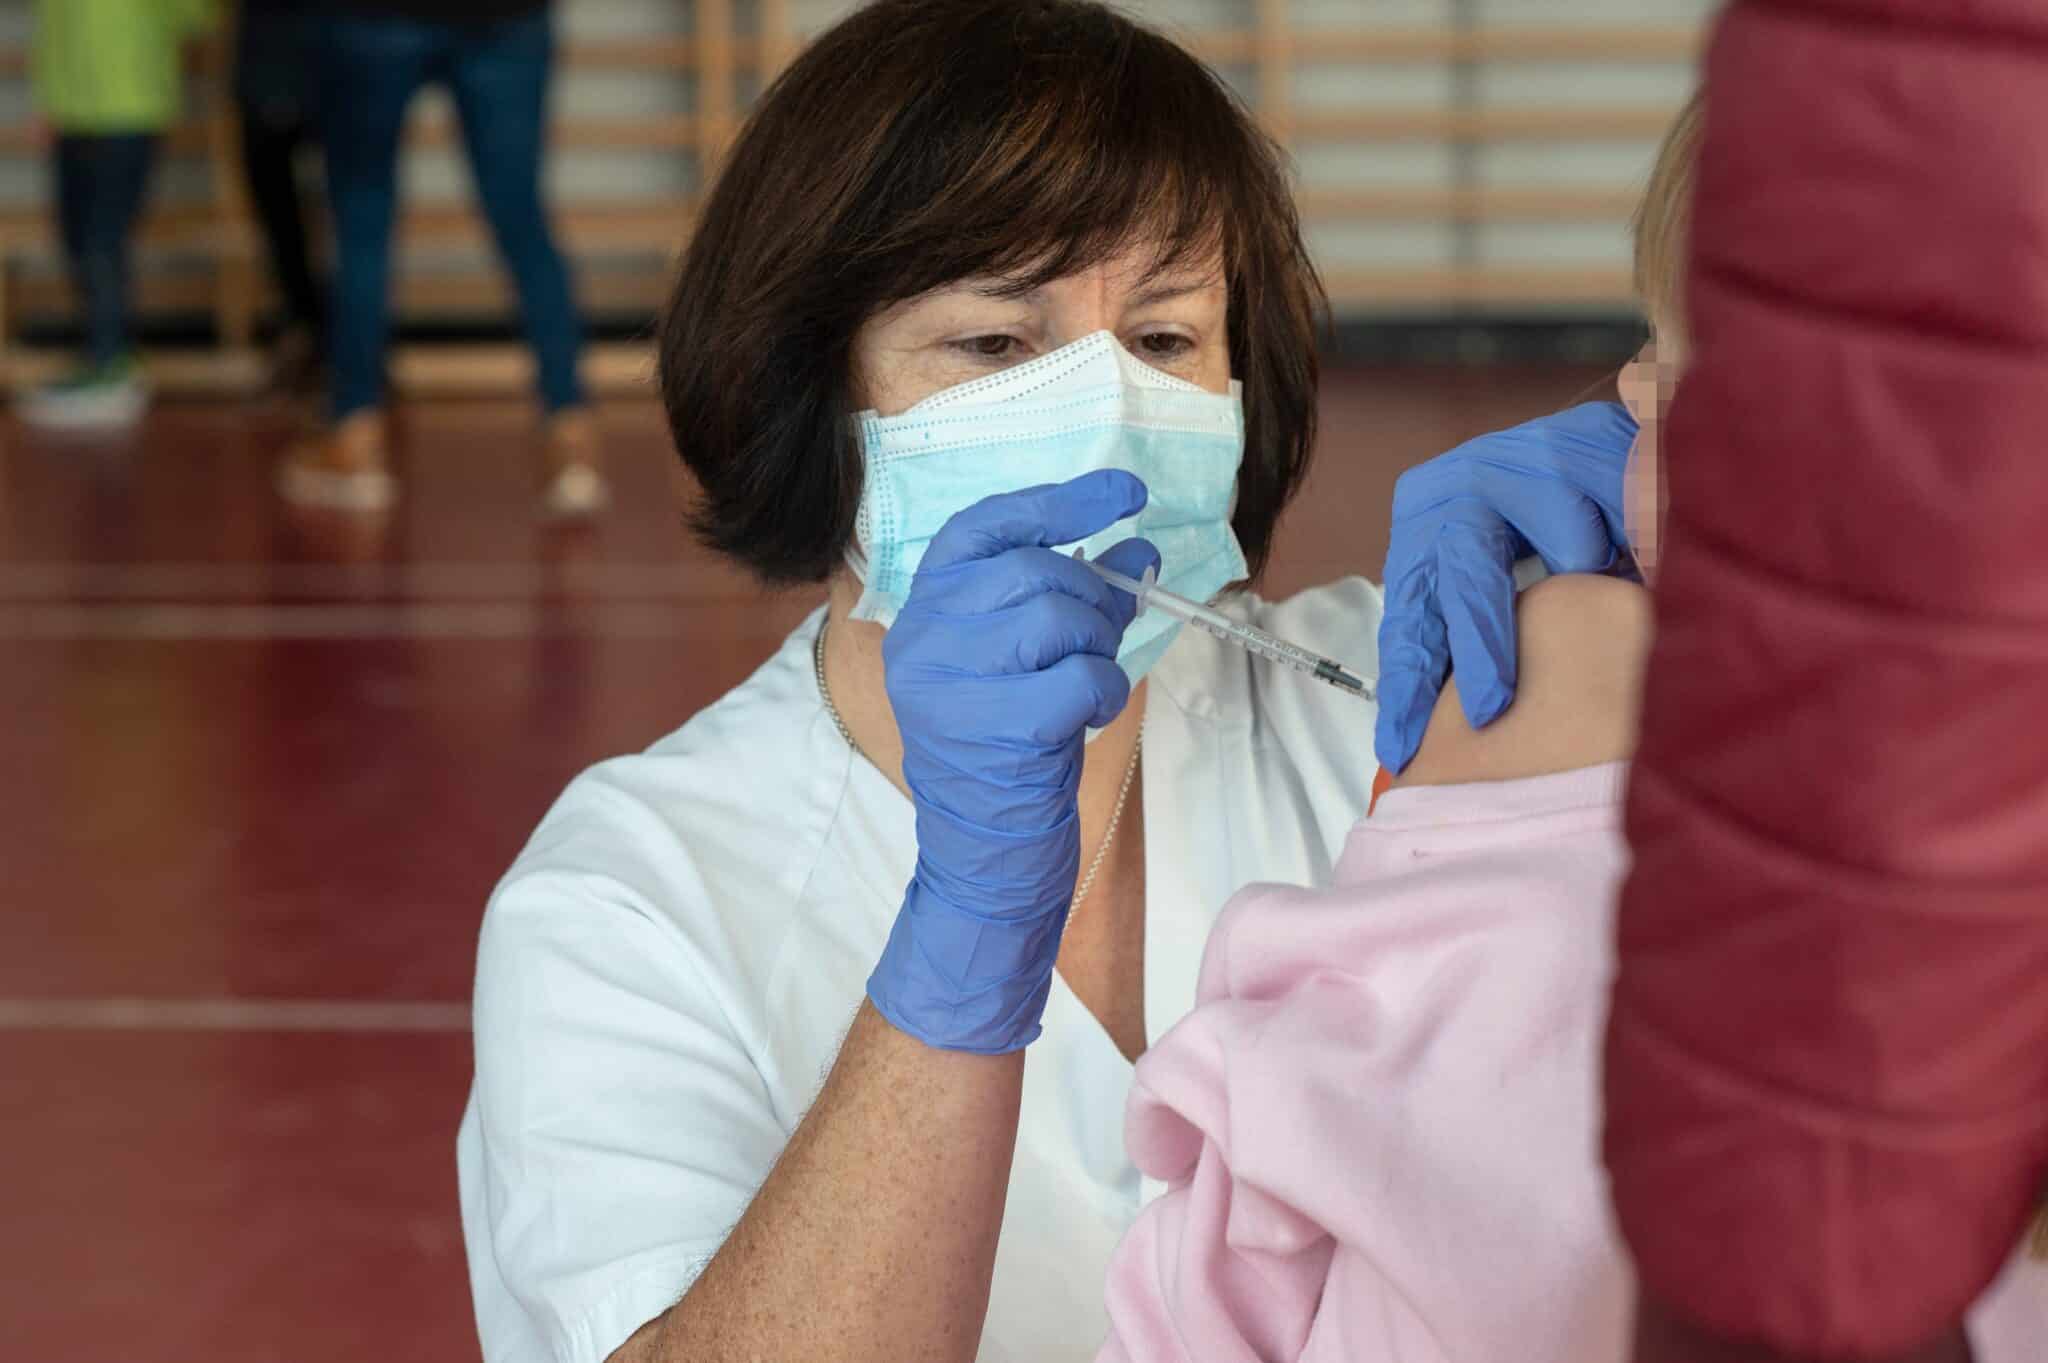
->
xmin=869 ymin=470 xmax=1160 ymax=1054
xmin=1374 ymin=400 xmax=1639 ymax=774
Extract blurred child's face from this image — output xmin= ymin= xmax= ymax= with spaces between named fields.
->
xmin=1617 ymin=324 xmax=1686 ymax=583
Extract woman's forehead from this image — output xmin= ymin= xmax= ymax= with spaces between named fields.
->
xmin=930 ymin=247 xmax=1227 ymax=307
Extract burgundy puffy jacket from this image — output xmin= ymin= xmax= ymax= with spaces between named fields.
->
xmin=1606 ymin=1 xmax=2048 ymax=1360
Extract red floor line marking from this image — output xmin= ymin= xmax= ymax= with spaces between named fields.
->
xmin=0 ymin=997 xmax=471 ymax=1032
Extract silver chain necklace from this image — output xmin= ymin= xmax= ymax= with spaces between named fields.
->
xmin=813 ymin=621 xmax=1141 ymax=923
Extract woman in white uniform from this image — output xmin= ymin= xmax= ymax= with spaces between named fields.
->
xmin=457 ymin=3 xmax=1641 ymax=1361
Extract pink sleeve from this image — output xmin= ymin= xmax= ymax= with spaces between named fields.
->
xmin=1096 ymin=888 xmax=1336 ymax=1363
xmin=1102 ymin=775 xmax=1639 ymax=1362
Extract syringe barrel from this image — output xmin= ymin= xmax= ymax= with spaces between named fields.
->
xmin=1238 ymin=623 xmax=1328 ymax=672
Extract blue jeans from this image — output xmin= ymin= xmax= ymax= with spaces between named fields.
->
xmin=318 ymin=12 xmax=586 ymax=420
xmin=55 ymin=134 xmax=160 ymax=369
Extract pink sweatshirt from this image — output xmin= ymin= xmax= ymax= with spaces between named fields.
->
xmin=1097 ymin=765 xmax=2045 ymax=1363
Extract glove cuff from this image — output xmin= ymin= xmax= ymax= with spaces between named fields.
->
xmin=865 ymin=877 xmax=1066 ymax=1054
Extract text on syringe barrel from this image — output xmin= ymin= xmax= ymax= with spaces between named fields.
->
xmin=1189 ymin=616 xmax=1326 ymax=674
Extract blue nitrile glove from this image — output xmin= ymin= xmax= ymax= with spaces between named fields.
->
xmin=869 ymin=470 xmax=1161 ymax=1054
xmin=1374 ymin=400 xmax=1638 ymax=774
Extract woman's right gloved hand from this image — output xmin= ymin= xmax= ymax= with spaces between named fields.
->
xmin=868 ymin=470 xmax=1160 ymax=1055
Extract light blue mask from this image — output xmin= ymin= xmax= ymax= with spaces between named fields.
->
xmin=847 ymin=330 xmax=1249 ymax=687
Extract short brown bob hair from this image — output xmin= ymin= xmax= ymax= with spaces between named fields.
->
xmin=658 ymin=0 xmax=1326 ymax=585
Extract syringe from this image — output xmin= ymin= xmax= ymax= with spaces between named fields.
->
xmin=1075 ymin=549 xmax=1375 ymax=702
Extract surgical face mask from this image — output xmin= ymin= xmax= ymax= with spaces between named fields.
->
xmin=846 ymin=330 xmax=1249 ymax=687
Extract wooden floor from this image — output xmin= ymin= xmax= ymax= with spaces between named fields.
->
xmin=0 ymin=361 xmax=1609 ymax=1362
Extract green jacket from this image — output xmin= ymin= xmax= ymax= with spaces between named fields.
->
xmin=34 ymin=0 xmax=216 ymax=133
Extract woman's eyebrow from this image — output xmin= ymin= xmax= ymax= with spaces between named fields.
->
xmin=960 ymin=274 xmax=1224 ymax=307
xmin=1126 ymin=277 xmax=1223 ymax=309
xmin=964 ymin=277 xmax=1039 ymax=301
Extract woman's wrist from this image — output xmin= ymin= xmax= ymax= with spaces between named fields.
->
xmin=867 ymin=878 xmax=1068 ymax=1055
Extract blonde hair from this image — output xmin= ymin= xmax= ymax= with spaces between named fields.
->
xmin=1631 ymin=90 xmax=1707 ymax=338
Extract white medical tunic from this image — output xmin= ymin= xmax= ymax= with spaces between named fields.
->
xmin=458 ymin=578 xmax=1384 ymax=1363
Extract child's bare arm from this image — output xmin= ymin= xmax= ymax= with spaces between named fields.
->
xmin=1392 ymin=573 xmax=1653 ymax=791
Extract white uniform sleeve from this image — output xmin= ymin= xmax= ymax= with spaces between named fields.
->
xmin=467 ymin=782 xmax=791 ymax=1363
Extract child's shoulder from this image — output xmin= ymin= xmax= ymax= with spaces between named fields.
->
xmin=1391 ymin=573 xmax=1652 ymax=792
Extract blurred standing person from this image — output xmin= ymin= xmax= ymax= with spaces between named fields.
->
xmin=277 ymin=0 xmax=603 ymax=517
xmin=234 ymin=0 xmax=327 ymax=393
xmin=25 ymin=0 xmax=215 ymax=431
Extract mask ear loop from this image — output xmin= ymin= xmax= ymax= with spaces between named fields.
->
xmin=847 ymin=417 xmax=875 ymax=585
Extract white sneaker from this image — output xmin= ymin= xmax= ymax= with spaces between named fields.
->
xmin=276 ymin=410 xmax=397 ymax=514
xmin=20 ymin=358 xmax=151 ymax=431
xmin=277 ymin=458 xmax=398 ymax=513
xmin=543 ymin=462 xmax=609 ymax=517
xmin=542 ymin=409 xmax=609 ymax=517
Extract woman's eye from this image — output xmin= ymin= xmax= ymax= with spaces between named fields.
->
xmin=950 ymin=335 xmax=1023 ymax=362
xmin=1135 ymin=331 xmax=1195 ymax=361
